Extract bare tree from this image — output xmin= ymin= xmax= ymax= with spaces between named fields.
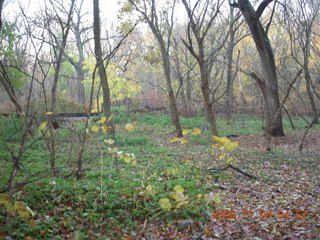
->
xmin=181 ymin=0 xmax=228 ymax=136
xmin=282 ymin=0 xmax=320 ymax=124
xmin=48 ymin=0 xmax=76 ymax=112
xmin=230 ymin=0 xmax=285 ymax=137
xmin=171 ymin=31 xmax=196 ymax=117
xmin=93 ymin=0 xmax=113 ymax=133
xmin=127 ymin=0 xmax=183 ymax=137
xmin=67 ymin=0 xmax=90 ymax=105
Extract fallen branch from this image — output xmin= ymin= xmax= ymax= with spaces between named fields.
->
xmin=206 ymin=164 xmax=259 ymax=180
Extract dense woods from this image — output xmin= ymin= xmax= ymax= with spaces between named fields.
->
xmin=0 ymin=0 xmax=319 ymax=239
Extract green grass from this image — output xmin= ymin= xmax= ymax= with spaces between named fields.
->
xmin=1 ymin=111 xmax=319 ymax=239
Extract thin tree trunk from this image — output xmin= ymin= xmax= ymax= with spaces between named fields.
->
xmin=304 ymin=33 xmax=318 ymax=123
xmin=74 ymin=19 xmax=86 ymax=105
xmin=160 ymin=44 xmax=183 ymax=137
xmin=226 ymin=7 xmax=235 ymax=124
xmin=200 ymin=65 xmax=219 ymax=136
xmin=93 ymin=0 xmax=114 ymax=133
xmin=50 ymin=0 xmax=75 ymax=112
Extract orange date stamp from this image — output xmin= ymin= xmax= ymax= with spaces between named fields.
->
xmin=212 ymin=209 xmax=311 ymax=220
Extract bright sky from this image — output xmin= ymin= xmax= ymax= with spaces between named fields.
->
xmin=4 ymin=0 xmax=121 ymax=24
xmin=4 ymin=0 xmax=188 ymax=27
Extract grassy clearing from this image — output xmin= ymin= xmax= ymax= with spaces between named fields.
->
xmin=0 ymin=109 xmax=319 ymax=239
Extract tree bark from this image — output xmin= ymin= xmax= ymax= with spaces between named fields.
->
xmin=160 ymin=44 xmax=183 ymax=137
xmin=0 ymin=0 xmax=4 ymax=30
xmin=303 ymin=32 xmax=318 ymax=123
xmin=93 ymin=0 xmax=113 ymax=130
xmin=199 ymin=64 xmax=219 ymax=136
xmin=226 ymin=6 xmax=235 ymax=124
xmin=233 ymin=0 xmax=284 ymax=136
xmin=74 ymin=19 xmax=86 ymax=105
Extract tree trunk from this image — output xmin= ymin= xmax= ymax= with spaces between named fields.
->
xmin=160 ymin=44 xmax=183 ymax=137
xmin=93 ymin=0 xmax=113 ymax=132
xmin=237 ymin=0 xmax=284 ymax=136
xmin=161 ymin=50 xmax=183 ymax=137
xmin=304 ymin=32 xmax=318 ymax=123
xmin=200 ymin=65 xmax=219 ymax=136
xmin=0 ymin=0 xmax=4 ymax=30
xmin=226 ymin=6 xmax=235 ymax=124
xmin=74 ymin=22 xmax=86 ymax=105
xmin=76 ymin=67 xmax=86 ymax=104
xmin=50 ymin=0 xmax=75 ymax=112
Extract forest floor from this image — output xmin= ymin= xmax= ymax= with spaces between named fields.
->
xmin=145 ymin=130 xmax=320 ymax=239
xmin=0 ymin=112 xmax=319 ymax=239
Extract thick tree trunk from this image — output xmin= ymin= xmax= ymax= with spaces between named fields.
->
xmin=237 ymin=0 xmax=284 ymax=136
xmin=93 ymin=0 xmax=112 ymax=124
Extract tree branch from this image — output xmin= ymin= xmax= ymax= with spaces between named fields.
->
xmin=256 ymin=0 xmax=274 ymax=18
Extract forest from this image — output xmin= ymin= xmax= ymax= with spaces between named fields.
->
xmin=0 ymin=0 xmax=319 ymax=239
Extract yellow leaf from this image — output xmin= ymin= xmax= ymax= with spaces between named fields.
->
xmin=159 ymin=198 xmax=172 ymax=210
xmin=175 ymin=200 xmax=189 ymax=209
xmin=212 ymin=143 xmax=220 ymax=148
xmin=0 ymin=193 xmax=10 ymax=204
xmin=180 ymin=138 xmax=188 ymax=144
xmin=211 ymin=135 xmax=220 ymax=142
xmin=39 ymin=121 xmax=48 ymax=130
xmin=123 ymin=155 xmax=131 ymax=163
xmin=182 ymin=129 xmax=191 ymax=135
xmin=108 ymin=147 xmax=118 ymax=153
xmin=169 ymin=137 xmax=180 ymax=143
xmin=101 ymin=126 xmax=112 ymax=132
xmin=14 ymin=201 xmax=34 ymax=219
xmin=170 ymin=192 xmax=188 ymax=202
xmin=0 ymin=193 xmax=15 ymax=214
xmin=174 ymin=185 xmax=184 ymax=193
xmin=146 ymin=185 xmax=153 ymax=191
xmin=220 ymin=137 xmax=230 ymax=145
xmin=131 ymin=160 xmax=137 ymax=166
xmin=224 ymin=141 xmax=239 ymax=150
xmin=212 ymin=136 xmax=230 ymax=147
xmin=4 ymin=201 xmax=15 ymax=214
xmin=213 ymin=193 xmax=222 ymax=204
xmin=45 ymin=112 xmax=53 ymax=116
xmin=91 ymin=125 xmax=100 ymax=133
xmin=97 ymin=117 xmax=107 ymax=124
xmin=104 ymin=139 xmax=115 ymax=145
xmin=107 ymin=115 xmax=113 ymax=122
xmin=218 ymin=154 xmax=226 ymax=160
xmin=226 ymin=157 xmax=233 ymax=163
xmin=197 ymin=194 xmax=203 ymax=199
xmin=192 ymin=128 xmax=202 ymax=135
xmin=125 ymin=123 xmax=135 ymax=131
